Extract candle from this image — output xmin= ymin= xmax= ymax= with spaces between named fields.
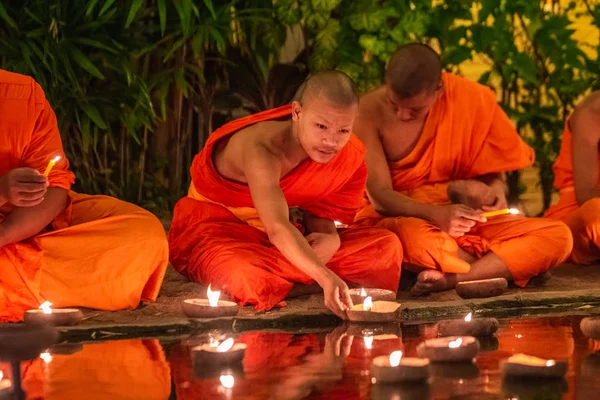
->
xmin=23 ymin=301 xmax=83 ymax=326
xmin=371 ymin=350 xmax=430 ymax=383
xmin=437 ymin=312 xmax=499 ymax=337
xmin=346 ymin=297 xmax=401 ymax=323
xmin=182 ymin=284 xmax=239 ymax=318
xmin=43 ymin=156 xmax=62 ymax=177
xmin=0 ymin=325 xmax=59 ymax=362
xmin=500 ymin=353 xmax=567 ymax=378
xmin=349 ymin=287 xmax=396 ymax=305
xmin=580 ymin=316 xmax=600 ymax=339
xmin=0 ymin=371 xmax=11 ymax=396
xmin=192 ymin=337 xmax=247 ymax=366
xmin=480 ymin=208 xmax=520 ymax=218
xmin=416 ymin=336 xmax=480 ymax=362
xmin=455 ymin=278 xmax=508 ymax=299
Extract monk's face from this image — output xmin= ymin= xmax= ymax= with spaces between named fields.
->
xmin=384 ymin=85 xmax=442 ymax=122
xmin=291 ymin=98 xmax=357 ymax=163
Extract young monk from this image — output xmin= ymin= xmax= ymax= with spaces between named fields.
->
xmin=168 ymin=71 xmax=403 ymax=318
xmin=545 ymin=91 xmax=600 ymax=264
xmin=0 ymin=69 xmax=168 ymax=322
xmin=353 ymin=43 xmax=573 ymax=295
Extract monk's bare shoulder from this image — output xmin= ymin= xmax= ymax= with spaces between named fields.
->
xmin=571 ymin=91 xmax=600 ymax=141
xmin=355 ymin=87 xmax=386 ymax=140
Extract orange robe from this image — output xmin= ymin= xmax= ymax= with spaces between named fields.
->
xmin=0 ymin=70 xmax=168 ymax=322
xmin=354 ymin=73 xmax=572 ymax=286
xmin=545 ymin=121 xmax=600 ymax=264
xmin=168 ymin=105 xmax=403 ymax=311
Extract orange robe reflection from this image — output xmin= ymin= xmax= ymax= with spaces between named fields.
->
xmin=0 ymin=339 xmax=171 ymax=400
xmin=0 ymin=70 xmax=168 ymax=322
xmin=545 ymin=121 xmax=600 ymax=264
xmin=354 ymin=73 xmax=572 ymax=286
xmin=169 ymin=105 xmax=403 ymax=311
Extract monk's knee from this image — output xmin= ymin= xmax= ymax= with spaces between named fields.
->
xmin=125 ymin=210 xmax=168 ymax=251
xmin=537 ymin=220 xmax=573 ymax=267
xmin=573 ymin=198 xmax=600 ymax=239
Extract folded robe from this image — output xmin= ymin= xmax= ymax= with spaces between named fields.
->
xmin=0 ymin=70 xmax=169 ymax=322
xmin=545 ymin=121 xmax=600 ymax=264
xmin=169 ymin=105 xmax=403 ymax=310
xmin=354 ymin=72 xmax=572 ymax=286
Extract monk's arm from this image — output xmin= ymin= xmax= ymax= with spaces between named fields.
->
xmin=0 ymin=188 xmax=68 ymax=247
xmin=571 ymin=102 xmax=600 ymax=205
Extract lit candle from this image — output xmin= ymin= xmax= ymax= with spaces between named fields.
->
xmin=182 ymin=284 xmax=239 ymax=318
xmin=363 ymin=335 xmax=374 ymax=350
xmin=480 ymin=208 xmax=520 ymax=218
xmin=455 ymin=277 xmax=508 ymax=299
xmin=349 ymin=287 xmax=396 ymax=305
xmin=580 ymin=316 xmax=600 ymax=340
xmin=501 ymin=353 xmax=567 ymax=378
xmin=43 ymin=156 xmax=62 ymax=177
xmin=0 ymin=371 xmax=11 ymax=395
xmin=23 ymin=301 xmax=83 ymax=326
xmin=416 ymin=336 xmax=480 ymax=362
xmin=40 ymin=352 xmax=53 ymax=364
xmin=192 ymin=337 xmax=247 ymax=366
xmin=371 ymin=350 xmax=430 ymax=383
xmin=220 ymin=374 xmax=235 ymax=389
xmin=437 ymin=312 xmax=499 ymax=337
xmin=346 ymin=297 xmax=401 ymax=323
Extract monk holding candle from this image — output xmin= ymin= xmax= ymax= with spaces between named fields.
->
xmin=168 ymin=71 xmax=403 ymax=318
xmin=0 ymin=69 xmax=169 ymax=322
xmin=353 ymin=43 xmax=572 ymax=295
xmin=545 ymin=91 xmax=600 ymax=264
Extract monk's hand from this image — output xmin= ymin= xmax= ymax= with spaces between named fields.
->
xmin=0 ymin=168 xmax=48 ymax=207
xmin=431 ymin=204 xmax=486 ymax=237
xmin=447 ymin=179 xmax=496 ymax=210
xmin=306 ymin=232 xmax=341 ymax=264
xmin=320 ymin=271 xmax=353 ymax=320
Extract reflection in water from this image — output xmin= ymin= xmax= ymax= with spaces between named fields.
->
xmin=0 ymin=316 xmax=598 ymax=399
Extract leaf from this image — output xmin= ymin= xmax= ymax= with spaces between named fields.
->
xmin=443 ymin=45 xmax=472 ymax=66
xmin=68 ymin=46 xmax=105 ymax=79
xmin=125 ymin=0 xmax=144 ymax=28
xmin=86 ymin=0 xmax=102 ymax=17
xmin=81 ymin=103 xmax=108 ymax=130
xmin=0 ymin=3 xmax=18 ymax=30
xmin=157 ymin=0 xmax=167 ymax=36
xmin=73 ymin=38 xmax=119 ymax=54
xmin=99 ymin=0 xmax=117 ymax=16
xmin=202 ymin=0 xmax=217 ymax=19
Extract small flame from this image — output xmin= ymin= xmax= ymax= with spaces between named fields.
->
xmin=363 ymin=335 xmax=373 ymax=350
xmin=508 ymin=208 xmax=520 ymax=215
xmin=334 ymin=221 xmax=343 ymax=227
xmin=0 ymin=371 xmax=3 ymax=381
xmin=52 ymin=156 xmax=62 ymax=163
xmin=448 ymin=338 xmax=463 ymax=348
xmin=40 ymin=352 xmax=53 ymax=364
xmin=464 ymin=312 xmax=472 ymax=322
xmin=363 ymin=296 xmax=373 ymax=311
xmin=220 ymin=374 xmax=235 ymax=389
xmin=546 ymin=360 xmax=556 ymax=367
xmin=389 ymin=351 xmax=403 ymax=367
xmin=40 ymin=301 xmax=53 ymax=314
xmin=207 ymin=284 xmax=220 ymax=307
xmin=360 ymin=288 xmax=367 ymax=297
xmin=216 ymin=338 xmax=234 ymax=353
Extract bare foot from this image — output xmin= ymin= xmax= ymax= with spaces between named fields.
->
xmin=528 ymin=271 xmax=552 ymax=286
xmin=411 ymin=270 xmax=451 ymax=296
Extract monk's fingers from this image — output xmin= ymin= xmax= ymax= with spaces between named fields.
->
xmin=16 ymin=188 xmax=47 ymax=201
xmin=341 ymin=334 xmax=353 ymax=357
xmin=14 ymin=181 xmax=48 ymax=193
xmin=13 ymin=197 xmax=46 ymax=207
xmin=14 ymin=169 xmax=47 ymax=183
xmin=456 ymin=208 xmax=485 ymax=223
xmin=340 ymin=286 xmax=353 ymax=310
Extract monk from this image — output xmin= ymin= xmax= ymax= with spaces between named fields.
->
xmin=353 ymin=43 xmax=573 ymax=295
xmin=0 ymin=69 xmax=168 ymax=322
xmin=168 ymin=71 xmax=403 ymax=318
xmin=545 ymin=91 xmax=600 ymax=264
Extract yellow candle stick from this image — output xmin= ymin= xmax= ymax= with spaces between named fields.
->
xmin=43 ymin=156 xmax=62 ymax=177
xmin=481 ymin=207 xmax=520 ymax=218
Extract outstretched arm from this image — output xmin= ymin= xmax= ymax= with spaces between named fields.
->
xmin=571 ymin=97 xmax=600 ymax=205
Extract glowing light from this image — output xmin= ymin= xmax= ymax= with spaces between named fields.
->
xmin=389 ymin=351 xmax=402 ymax=367
xmin=516 ymin=334 xmax=523 ymax=339
xmin=216 ymin=338 xmax=234 ymax=353
xmin=220 ymin=374 xmax=234 ymax=389
xmin=207 ymin=284 xmax=220 ymax=307
xmin=40 ymin=301 xmax=53 ymax=314
xmin=546 ymin=360 xmax=556 ymax=367
xmin=363 ymin=296 xmax=373 ymax=311
xmin=0 ymin=371 xmax=3 ymax=381
xmin=43 ymin=156 xmax=62 ymax=176
xmin=508 ymin=208 xmax=520 ymax=215
xmin=363 ymin=335 xmax=373 ymax=350
xmin=448 ymin=338 xmax=463 ymax=348
xmin=464 ymin=312 xmax=472 ymax=322
xmin=360 ymin=288 xmax=367 ymax=297
xmin=40 ymin=352 xmax=52 ymax=364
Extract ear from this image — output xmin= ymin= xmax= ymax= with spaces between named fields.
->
xmin=291 ymin=100 xmax=302 ymax=122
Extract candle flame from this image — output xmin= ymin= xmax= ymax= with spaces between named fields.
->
xmin=448 ymin=338 xmax=463 ymax=348
xmin=363 ymin=296 xmax=373 ymax=311
xmin=207 ymin=284 xmax=220 ymax=307
xmin=40 ymin=352 xmax=52 ymax=364
xmin=464 ymin=312 xmax=472 ymax=322
xmin=390 ymin=351 xmax=403 ymax=367
xmin=546 ymin=360 xmax=556 ymax=367
xmin=52 ymin=156 xmax=62 ymax=163
xmin=0 ymin=371 xmax=3 ymax=381
xmin=360 ymin=288 xmax=367 ymax=297
xmin=220 ymin=374 xmax=235 ymax=389
xmin=363 ymin=335 xmax=373 ymax=350
xmin=216 ymin=338 xmax=234 ymax=353
xmin=508 ymin=208 xmax=520 ymax=215
xmin=40 ymin=301 xmax=53 ymax=314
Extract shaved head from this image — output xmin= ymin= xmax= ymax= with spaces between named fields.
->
xmin=386 ymin=43 xmax=442 ymax=99
xmin=295 ymin=70 xmax=359 ymax=108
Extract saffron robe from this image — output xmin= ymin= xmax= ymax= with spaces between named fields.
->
xmin=168 ymin=105 xmax=403 ymax=311
xmin=545 ymin=121 xmax=600 ymax=264
xmin=0 ymin=70 xmax=169 ymax=322
xmin=354 ymin=73 xmax=572 ymax=286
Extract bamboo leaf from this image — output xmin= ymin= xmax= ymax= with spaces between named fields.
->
xmin=202 ymin=0 xmax=217 ymax=19
xmin=68 ymin=46 xmax=105 ymax=79
xmin=86 ymin=0 xmax=102 ymax=17
xmin=73 ymin=38 xmax=119 ymax=54
xmin=125 ymin=0 xmax=144 ymax=28
xmin=99 ymin=0 xmax=117 ymax=17
xmin=0 ymin=3 xmax=18 ymax=30
xmin=81 ymin=103 xmax=108 ymax=130
xmin=157 ymin=0 xmax=167 ymax=36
